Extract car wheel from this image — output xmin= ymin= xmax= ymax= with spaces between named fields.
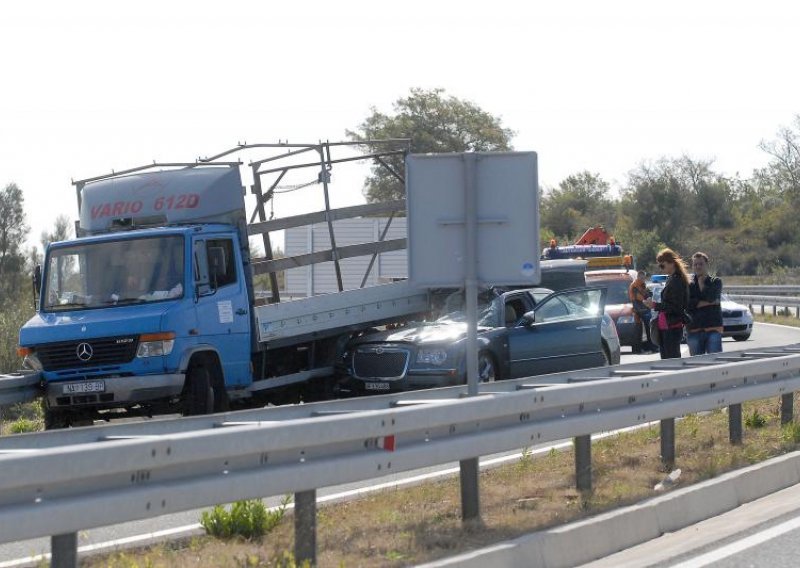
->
xmin=733 ymin=334 xmax=751 ymax=342
xmin=44 ymin=408 xmax=68 ymax=430
xmin=478 ymin=351 xmax=497 ymax=383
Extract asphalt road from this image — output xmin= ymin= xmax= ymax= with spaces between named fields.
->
xmin=2 ymin=322 xmax=799 ymax=567
xmin=583 ymin=479 xmax=800 ymax=568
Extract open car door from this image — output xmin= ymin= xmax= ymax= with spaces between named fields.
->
xmin=506 ymin=287 xmax=608 ymax=378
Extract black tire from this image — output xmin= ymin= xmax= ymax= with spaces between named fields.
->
xmin=44 ymin=408 xmax=68 ymax=430
xmin=184 ymin=365 xmax=214 ymax=416
xmin=477 ymin=351 xmax=497 ymax=383
xmin=733 ymin=334 xmax=751 ymax=342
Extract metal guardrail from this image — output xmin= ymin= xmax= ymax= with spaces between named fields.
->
xmin=726 ymin=285 xmax=800 ymax=296
xmin=0 ymin=372 xmax=40 ymax=407
xmin=729 ymin=294 xmax=800 ymax=317
xmin=3 ymin=344 xmax=800 ymax=566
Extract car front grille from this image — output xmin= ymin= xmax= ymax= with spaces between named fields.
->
xmin=36 ymin=336 xmax=139 ymax=371
xmin=353 ymin=347 xmax=409 ymax=379
xmin=724 ymin=324 xmax=749 ymax=332
xmin=723 ymin=310 xmax=743 ymax=318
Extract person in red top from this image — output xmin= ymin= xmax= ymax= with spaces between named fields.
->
xmin=629 ymin=269 xmax=657 ymax=353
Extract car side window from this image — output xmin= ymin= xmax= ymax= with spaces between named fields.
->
xmin=504 ymin=297 xmax=528 ymax=327
xmin=535 ymin=289 xmax=603 ymax=323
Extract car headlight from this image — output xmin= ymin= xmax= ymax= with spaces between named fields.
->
xmin=136 ymin=332 xmax=176 ymax=358
xmin=416 ymin=348 xmax=448 ymax=365
xmin=616 ymin=315 xmax=635 ymax=325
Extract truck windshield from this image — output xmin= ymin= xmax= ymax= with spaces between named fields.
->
xmin=43 ymin=236 xmax=185 ymax=311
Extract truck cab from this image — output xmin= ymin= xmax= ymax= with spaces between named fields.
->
xmin=18 ymin=165 xmax=254 ymax=427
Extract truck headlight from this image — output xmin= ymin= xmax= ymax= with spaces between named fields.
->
xmin=617 ymin=315 xmax=635 ymax=325
xmin=17 ymin=347 xmax=43 ymax=371
xmin=416 ymin=348 xmax=448 ymax=365
xmin=136 ymin=332 xmax=176 ymax=358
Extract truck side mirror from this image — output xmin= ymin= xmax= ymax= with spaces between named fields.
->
xmin=193 ymin=240 xmax=213 ymax=301
xmin=32 ymin=265 xmax=42 ymax=309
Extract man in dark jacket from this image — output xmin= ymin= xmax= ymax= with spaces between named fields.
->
xmin=687 ymin=252 xmax=723 ymax=355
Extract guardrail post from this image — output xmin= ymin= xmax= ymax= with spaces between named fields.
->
xmin=782 ymin=393 xmax=794 ymax=425
xmin=660 ymin=419 xmax=675 ymax=467
xmin=574 ymin=435 xmax=592 ymax=491
xmin=761 ymin=304 xmax=765 ymax=315
xmin=460 ymin=458 xmax=480 ymax=521
xmin=729 ymin=403 xmax=743 ymax=445
xmin=51 ymin=532 xmax=77 ymax=568
xmin=773 ymin=305 xmax=778 ymax=316
xmin=294 ymin=490 xmax=316 ymax=566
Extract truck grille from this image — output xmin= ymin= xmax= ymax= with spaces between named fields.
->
xmin=35 ymin=336 xmax=139 ymax=371
xmin=353 ymin=347 xmax=409 ymax=379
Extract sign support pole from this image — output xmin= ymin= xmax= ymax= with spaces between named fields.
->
xmin=460 ymin=153 xmax=481 ymax=522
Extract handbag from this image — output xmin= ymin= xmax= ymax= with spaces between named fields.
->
xmin=649 ymin=318 xmax=661 ymax=346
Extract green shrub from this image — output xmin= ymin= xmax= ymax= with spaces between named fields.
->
xmin=201 ymin=496 xmax=291 ymax=540
xmin=9 ymin=417 xmax=41 ymax=434
xmin=744 ymin=408 xmax=767 ymax=429
xmin=782 ymin=422 xmax=800 ymax=445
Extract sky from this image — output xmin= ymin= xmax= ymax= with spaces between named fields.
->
xmin=1 ymin=0 xmax=798 ymax=251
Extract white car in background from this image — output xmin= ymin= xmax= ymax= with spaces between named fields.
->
xmin=721 ymin=293 xmax=753 ymax=341
xmin=648 ymin=279 xmax=754 ymax=343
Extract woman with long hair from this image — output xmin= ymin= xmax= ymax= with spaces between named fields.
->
xmin=646 ymin=248 xmax=690 ymax=359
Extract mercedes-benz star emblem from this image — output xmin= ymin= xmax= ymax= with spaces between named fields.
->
xmin=76 ymin=342 xmax=94 ymax=361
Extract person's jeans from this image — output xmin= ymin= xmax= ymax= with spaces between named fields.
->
xmin=687 ymin=330 xmax=723 ymax=356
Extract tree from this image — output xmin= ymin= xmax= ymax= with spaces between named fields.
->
xmin=0 ymin=183 xmax=29 ymax=299
xmin=348 ymin=88 xmax=515 ymax=202
xmin=41 ymin=214 xmax=72 ymax=250
xmin=540 ymin=171 xmax=616 ymax=241
xmin=757 ymin=116 xmax=800 ymax=200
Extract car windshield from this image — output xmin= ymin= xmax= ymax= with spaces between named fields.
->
xmin=588 ymin=279 xmax=630 ymax=304
xmin=43 ymin=236 xmax=185 ymax=311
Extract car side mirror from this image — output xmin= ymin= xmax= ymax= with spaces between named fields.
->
xmin=521 ymin=311 xmax=536 ymax=326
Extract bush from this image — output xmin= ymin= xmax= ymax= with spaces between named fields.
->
xmin=200 ymin=496 xmax=291 ymax=540
xmin=744 ymin=408 xmax=767 ymax=429
xmin=9 ymin=417 xmax=41 ymax=434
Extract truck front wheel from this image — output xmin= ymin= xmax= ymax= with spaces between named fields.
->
xmin=183 ymin=365 xmax=215 ymax=416
xmin=44 ymin=408 xmax=68 ymax=430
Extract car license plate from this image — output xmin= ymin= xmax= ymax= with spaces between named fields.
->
xmin=62 ymin=381 xmax=105 ymax=394
xmin=364 ymin=382 xmax=390 ymax=391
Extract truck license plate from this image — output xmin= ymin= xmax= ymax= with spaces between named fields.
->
xmin=62 ymin=381 xmax=105 ymax=394
xmin=364 ymin=382 xmax=390 ymax=391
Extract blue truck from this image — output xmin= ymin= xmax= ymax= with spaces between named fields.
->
xmin=16 ymin=145 xmax=427 ymax=428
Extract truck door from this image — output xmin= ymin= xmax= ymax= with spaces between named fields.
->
xmin=506 ymin=287 xmax=607 ymax=377
xmin=193 ymin=236 xmax=252 ymax=386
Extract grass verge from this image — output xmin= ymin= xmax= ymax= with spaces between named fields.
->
xmin=82 ymin=396 xmax=800 ymax=567
xmin=754 ymin=313 xmax=800 ymax=328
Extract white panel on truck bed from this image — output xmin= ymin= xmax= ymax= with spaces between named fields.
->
xmin=255 ymin=280 xmax=428 ymax=345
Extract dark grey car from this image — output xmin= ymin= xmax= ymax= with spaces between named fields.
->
xmin=337 ymin=286 xmax=612 ymax=394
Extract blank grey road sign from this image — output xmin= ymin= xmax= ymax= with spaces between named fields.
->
xmin=406 ymin=152 xmax=540 ymax=288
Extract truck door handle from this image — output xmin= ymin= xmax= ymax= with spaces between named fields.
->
xmin=236 ymin=308 xmax=248 ymax=316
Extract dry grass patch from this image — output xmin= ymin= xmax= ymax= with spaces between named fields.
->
xmin=754 ymin=313 xmax=800 ymax=328
xmin=83 ymin=397 xmax=800 ymax=568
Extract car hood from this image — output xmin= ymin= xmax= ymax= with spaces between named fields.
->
xmin=19 ymin=302 xmax=175 ymax=346
xmin=352 ymin=321 xmax=488 ymax=346
xmin=605 ymin=304 xmax=633 ymax=318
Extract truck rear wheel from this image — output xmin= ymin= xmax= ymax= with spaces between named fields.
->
xmin=184 ymin=365 xmax=215 ymax=416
